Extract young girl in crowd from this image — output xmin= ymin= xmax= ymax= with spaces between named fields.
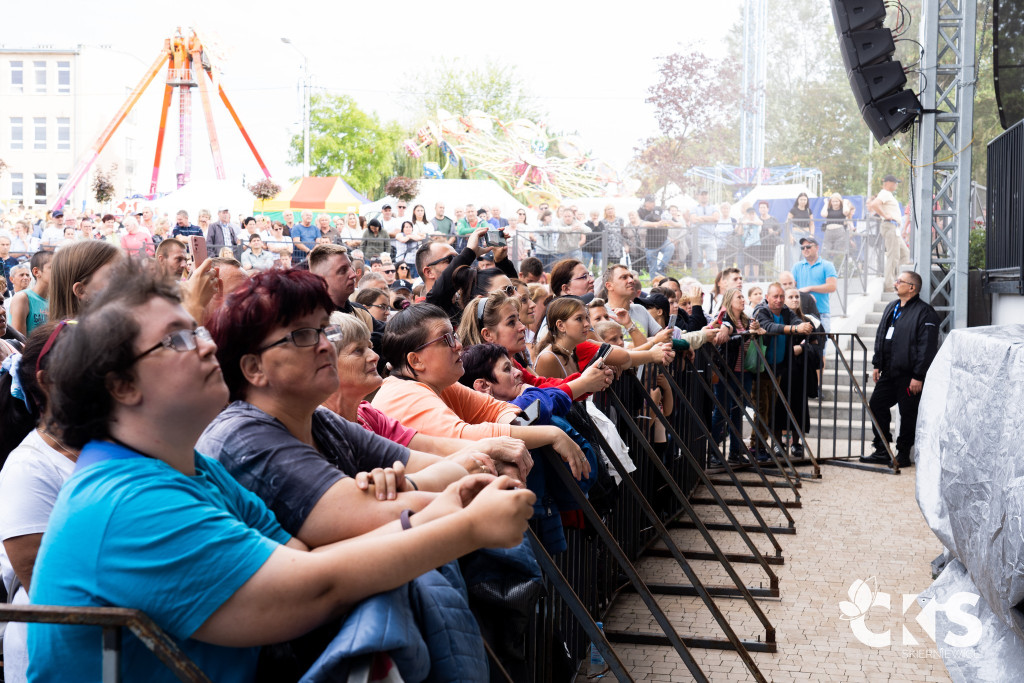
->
xmin=747 ymin=285 xmax=764 ymax=311
xmin=534 ymin=297 xmax=674 ymax=381
xmin=458 ymin=290 xmax=611 ymax=400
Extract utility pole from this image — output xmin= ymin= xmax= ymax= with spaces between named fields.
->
xmin=281 ymin=37 xmax=310 ymax=178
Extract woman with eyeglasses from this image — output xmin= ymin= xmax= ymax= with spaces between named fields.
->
xmin=354 ymin=287 xmax=391 ymax=323
xmin=322 ymin=312 xmax=529 ymax=480
xmin=30 ymin=263 xmax=534 ymax=681
xmin=200 ymin=269 xmax=504 ymax=549
xmin=548 ymin=259 xmax=594 ymax=298
xmin=372 ymin=303 xmax=591 ymax=482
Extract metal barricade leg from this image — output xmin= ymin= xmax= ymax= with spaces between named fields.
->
xmin=534 ymin=447 xmax=711 ymax=682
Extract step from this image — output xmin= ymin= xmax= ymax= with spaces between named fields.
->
xmin=809 ymin=404 xmax=876 ymax=421
xmin=865 ymin=311 xmax=883 ymax=324
xmin=857 ymin=324 xmax=877 ymax=339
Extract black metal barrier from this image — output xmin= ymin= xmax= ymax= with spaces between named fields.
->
xmin=5 ymin=333 xmax=886 ymax=681
xmin=0 ymin=604 xmax=211 ymax=682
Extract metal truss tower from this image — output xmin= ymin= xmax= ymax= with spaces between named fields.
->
xmin=913 ymin=0 xmax=977 ymax=334
xmin=739 ymin=0 xmax=767 ymax=171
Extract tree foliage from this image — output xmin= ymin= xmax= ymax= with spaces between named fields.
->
xmin=289 ymin=93 xmax=403 ymax=196
xmin=402 ymin=58 xmax=545 ymax=123
xmin=631 ymin=48 xmax=740 ymax=199
xmin=92 ymin=164 xmax=117 ymax=205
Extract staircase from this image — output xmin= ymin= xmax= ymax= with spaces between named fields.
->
xmin=810 ymin=291 xmax=898 ymax=443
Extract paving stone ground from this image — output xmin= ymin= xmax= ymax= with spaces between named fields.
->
xmin=591 ymin=451 xmax=951 ymax=682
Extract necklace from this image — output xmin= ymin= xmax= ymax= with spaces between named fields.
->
xmin=39 ymin=427 xmax=78 ymax=460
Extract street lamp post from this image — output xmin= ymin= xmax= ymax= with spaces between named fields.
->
xmin=281 ymin=37 xmax=310 ymax=178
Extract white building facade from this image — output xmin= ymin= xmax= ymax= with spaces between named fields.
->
xmin=0 ymin=45 xmax=148 ymax=211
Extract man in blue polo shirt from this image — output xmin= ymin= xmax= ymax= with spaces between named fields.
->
xmin=792 ymin=236 xmax=837 ymax=331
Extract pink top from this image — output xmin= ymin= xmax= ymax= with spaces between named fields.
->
xmin=120 ymin=229 xmax=154 ymax=256
xmin=371 ymin=376 xmax=520 ymax=440
xmin=356 ymin=400 xmax=417 ymax=447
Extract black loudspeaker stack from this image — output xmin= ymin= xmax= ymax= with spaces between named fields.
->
xmin=830 ymin=0 xmax=922 ymax=144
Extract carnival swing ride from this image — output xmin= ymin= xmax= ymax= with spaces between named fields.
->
xmin=49 ymin=27 xmax=271 ymax=212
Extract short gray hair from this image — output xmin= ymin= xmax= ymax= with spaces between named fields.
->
xmin=328 ymin=310 xmax=371 ymax=352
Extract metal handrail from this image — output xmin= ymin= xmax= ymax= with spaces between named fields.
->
xmin=0 ymin=604 xmax=211 ymax=682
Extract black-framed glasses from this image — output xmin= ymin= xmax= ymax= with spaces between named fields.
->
xmin=367 ymin=302 xmax=390 ymax=311
xmin=134 ymin=326 xmax=213 ymax=362
xmin=800 ymin=245 xmax=815 ymax=250
xmin=397 ymin=205 xmax=407 ymax=209
xmin=383 ymin=269 xmax=396 ymax=275
xmin=257 ymin=325 xmax=342 ymax=353
xmin=426 ymin=254 xmax=454 ymax=268
xmin=414 ymin=331 xmax=459 ymax=351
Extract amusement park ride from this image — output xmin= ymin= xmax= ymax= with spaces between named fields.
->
xmin=49 ymin=28 xmax=271 ymax=212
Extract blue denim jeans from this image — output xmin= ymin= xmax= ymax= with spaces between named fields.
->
xmin=644 ymin=241 xmax=675 ymax=277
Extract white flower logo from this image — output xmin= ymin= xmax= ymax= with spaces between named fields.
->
xmin=840 ymin=577 xmax=880 ymax=620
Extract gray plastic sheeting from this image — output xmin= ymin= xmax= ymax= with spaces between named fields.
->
xmin=919 ymin=558 xmax=1024 ymax=682
xmin=916 ymin=325 xmax=1024 ymax=679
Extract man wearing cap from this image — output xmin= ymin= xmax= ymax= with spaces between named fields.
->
xmin=208 ymin=208 xmax=240 ymax=248
xmin=379 ymin=204 xmax=401 ymax=238
xmin=867 ymin=175 xmax=911 ymax=291
xmin=791 ymin=236 xmax=837 ymax=331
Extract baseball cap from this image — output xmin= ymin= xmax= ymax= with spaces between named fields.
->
xmin=390 ymin=279 xmax=414 ymax=292
xmin=883 ymin=174 xmax=900 ymax=183
xmin=644 ymin=194 xmax=656 ymax=203
xmin=381 ymin=204 xmax=392 ymax=210
xmin=799 ymin=236 xmax=819 ymax=246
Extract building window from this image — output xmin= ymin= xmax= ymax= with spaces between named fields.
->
xmin=33 ymin=117 xmax=46 ymax=150
xmin=11 ymin=173 xmax=23 ymax=200
xmin=34 ymin=173 xmax=47 ymax=205
xmin=33 ymin=60 xmax=46 ymax=94
xmin=10 ymin=117 xmax=23 ymax=150
xmin=57 ymin=117 xmax=70 ymax=150
xmin=57 ymin=173 xmax=69 ymax=194
xmin=57 ymin=61 xmax=70 ymax=94
xmin=10 ymin=60 xmax=23 ymax=93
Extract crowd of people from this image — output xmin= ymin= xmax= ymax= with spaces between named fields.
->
xmin=0 ymin=186 xmax=923 ymax=681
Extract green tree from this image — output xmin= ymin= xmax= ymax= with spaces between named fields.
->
xmin=401 ymin=58 xmax=545 ymax=123
xmin=289 ymin=93 xmax=403 ymax=196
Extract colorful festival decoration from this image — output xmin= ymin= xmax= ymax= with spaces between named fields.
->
xmin=401 ymin=109 xmax=615 ymax=207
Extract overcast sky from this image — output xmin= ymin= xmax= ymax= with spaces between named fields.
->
xmin=1 ymin=0 xmax=743 ymax=192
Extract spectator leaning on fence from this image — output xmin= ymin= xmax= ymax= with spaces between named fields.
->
xmin=28 ymin=260 xmax=535 ymax=682
xmin=751 ymin=283 xmax=813 ymax=459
